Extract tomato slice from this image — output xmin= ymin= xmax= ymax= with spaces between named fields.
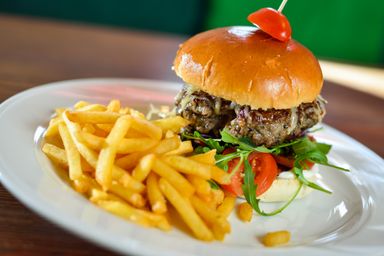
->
xmin=247 ymin=8 xmax=291 ymax=42
xmin=221 ymin=151 xmax=278 ymax=197
xmin=221 ymin=157 xmax=244 ymax=196
xmin=249 ymin=153 xmax=278 ymax=196
xmin=274 ymin=155 xmax=315 ymax=170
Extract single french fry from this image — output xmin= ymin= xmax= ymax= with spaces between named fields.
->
xmin=125 ymin=129 xmax=147 ymax=138
xmin=135 ymin=208 xmax=171 ymax=231
xmin=162 ymin=155 xmax=211 ymax=180
xmin=217 ymin=195 xmax=236 ymax=218
xmin=76 ymin=104 xmax=107 ymax=112
xmin=191 ymin=196 xmax=231 ymax=236
xmin=73 ymin=174 xmax=100 ymax=194
xmin=58 ymin=123 xmax=82 ymax=180
xmin=115 ymin=151 xmax=146 ymax=170
xmin=93 ymin=126 xmax=109 ymax=137
xmin=96 ymin=149 xmax=116 ymax=189
xmin=151 ymin=136 xmax=180 ymax=155
xmin=164 ymin=130 xmax=175 ymax=138
xmin=189 ymin=150 xmax=217 ymax=165
xmin=237 ymin=202 xmax=253 ymax=222
xmin=146 ymin=173 xmax=167 ymax=214
xmin=152 ymin=158 xmax=195 ymax=197
xmin=67 ymin=111 xmax=121 ymax=124
xmin=44 ymin=116 xmax=62 ymax=137
xmin=211 ymin=188 xmax=225 ymax=207
xmin=152 ymin=116 xmax=190 ymax=133
xmin=119 ymin=107 xmax=130 ymax=114
xmin=105 ymin=116 xmax=131 ymax=145
xmin=132 ymin=154 xmax=156 ymax=182
xmin=118 ymin=138 xmax=158 ymax=154
xmin=96 ymin=200 xmax=151 ymax=227
xmin=262 ymin=231 xmax=291 ymax=247
xmin=55 ymin=108 xmax=66 ymax=116
xmin=79 ymin=132 xmax=105 ymax=150
xmin=163 ymin=141 xmax=193 ymax=156
xmin=82 ymin=124 xmax=96 ymax=134
xmin=211 ymin=166 xmax=231 ymax=185
xmin=96 ymin=116 xmax=131 ymax=189
xmin=96 ymin=124 xmax=113 ymax=133
xmin=130 ymin=117 xmax=162 ymax=141
xmin=186 ymin=175 xmax=211 ymax=196
xmin=74 ymin=101 xmax=90 ymax=109
xmin=109 ymin=182 xmax=146 ymax=208
xmin=80 ymin=156 xmax=94 ymax=173
xmin=107 ymin=99 xmax=120 ymax=112
xmin=89 ymin=188 xmax=110 ymax=202
xmin=158 ymin=178 xmax=214 ymax=241
xmin=42 ymin=143 xmax=68 ymax=166
xmin=129 ymin=109 xmax=146 ymax=119
xmin=114 ymin=166 xmax=146 ymax=193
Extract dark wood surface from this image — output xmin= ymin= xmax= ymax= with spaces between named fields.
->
xmin=0 ymin=14 xmax=383 ymax=256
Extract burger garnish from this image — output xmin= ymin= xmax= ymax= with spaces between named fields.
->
xmin=173 ymin=26 xmax=349 ymax=215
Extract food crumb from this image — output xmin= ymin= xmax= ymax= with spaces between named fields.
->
xmin=261 ymin=230 xmax=290 ymax=247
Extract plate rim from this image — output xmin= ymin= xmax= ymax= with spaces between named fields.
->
xmin=0 ymin=78 xmax=383 ymax=256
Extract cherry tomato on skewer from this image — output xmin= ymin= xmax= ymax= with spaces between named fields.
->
xmin=248 ymin=7 xmax=292 ymax=42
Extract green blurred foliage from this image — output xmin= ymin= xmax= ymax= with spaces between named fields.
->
xmin=205 ymin=0 xmax=384 ymax=65
xmin=0 ymin=0 xmax=206 ymax=35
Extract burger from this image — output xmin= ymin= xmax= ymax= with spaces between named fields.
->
xmin=172 ymin=26 xmax=342 ymax=211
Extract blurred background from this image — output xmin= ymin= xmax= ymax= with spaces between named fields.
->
xmin=1 ymin=0 xmax=383 ymax=66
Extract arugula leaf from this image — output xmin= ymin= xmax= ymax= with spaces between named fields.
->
xmin=193 ymin=146 xmax=211 ymax=154
xmin=292 ymin=167 xmax=331 ymax=194
xmin=215 ymin=151 xmax=241 ymax=171
xmin=183 ymin=127 xmax=349 ymax=211
xmin=182 ymin=131 xmax=225 ymax=153
xmin=241 ymin=154 xmax=258 ymax=209
xmin=220 ymin=129 xmax=272 ymax=153
xmin=242 ymin=156 xmax=304 ymax=216
xmin=316 ymin=142 xmax=332 ymax=155
xmin=207 ymin=180 xmax=220 ymax=190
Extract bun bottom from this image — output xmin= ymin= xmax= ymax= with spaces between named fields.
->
xmin=257 ymin=166 xmax=320 ymax=202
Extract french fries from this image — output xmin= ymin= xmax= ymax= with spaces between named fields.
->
xmin=159 ymin=178 xmax=214 ymax=241
xmin=42 ymin=99 xmax=244 ymax=242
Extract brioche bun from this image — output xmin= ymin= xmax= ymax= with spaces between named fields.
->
xmin=173 ymin=26 xmax=323 ymax=109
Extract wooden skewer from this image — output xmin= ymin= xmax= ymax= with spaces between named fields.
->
xmin=278 ymin=0 xmax=289 ymax=12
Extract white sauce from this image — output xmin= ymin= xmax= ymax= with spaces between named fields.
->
xmin=277 ymin=165 xmax=319 ymax=180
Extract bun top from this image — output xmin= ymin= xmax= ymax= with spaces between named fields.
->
xmin=173 ymin=26 xmax=323 ymax=109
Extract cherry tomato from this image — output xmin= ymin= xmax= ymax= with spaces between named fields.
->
xmin=247 ymin=8 xmax=291 ymax=42
xmin=249 ymin=153 xmax=278 ymax=196
xmin=274 ymin=155 xmax=315 ymax=170
xmin=221 ymin=151 xmax=278 ymax=197
xmin=221 ymin=157 xmax=244 ymax=196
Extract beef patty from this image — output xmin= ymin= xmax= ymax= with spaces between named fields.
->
xmin=175 ymin=85 xmax=326 ymax=147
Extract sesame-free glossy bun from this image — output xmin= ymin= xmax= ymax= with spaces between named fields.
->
xmin=173 ymin=26 xmax=323 ymax=109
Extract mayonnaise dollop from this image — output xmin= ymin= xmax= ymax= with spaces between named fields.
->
xmin=277 ymin=165 xmax=319 ymax=180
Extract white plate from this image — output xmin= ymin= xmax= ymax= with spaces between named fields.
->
xmin=0 ymin=78 xmax=383 ymax=256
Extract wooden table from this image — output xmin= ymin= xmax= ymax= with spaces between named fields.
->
xmin=0 ymin=14 xmax=383 ymax=255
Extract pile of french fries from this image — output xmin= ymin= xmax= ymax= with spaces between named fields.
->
xmin=42 ymin=99 xmax=239 ymax=241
